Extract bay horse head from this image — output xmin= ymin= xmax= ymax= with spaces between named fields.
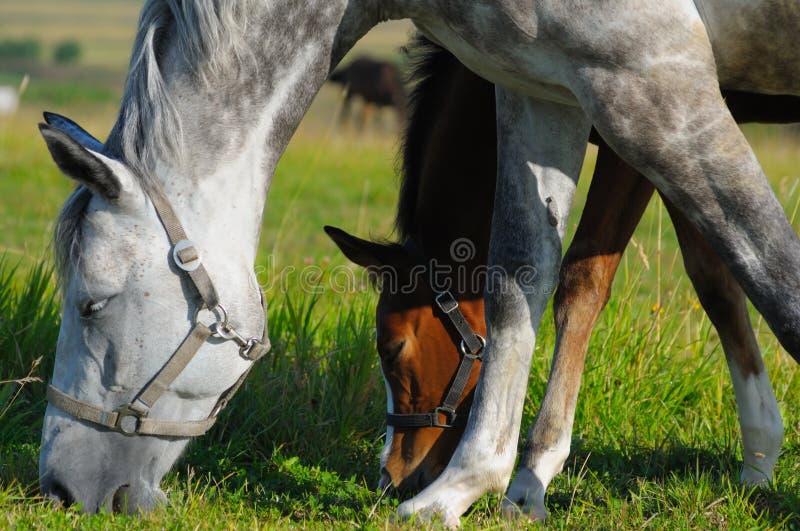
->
xmin=325 ymin=227 xmax=486 ymax=493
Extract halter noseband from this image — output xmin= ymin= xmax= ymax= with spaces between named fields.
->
xmin=47 ymin=180 xmax=271 ymax=437
xmin=385 ymin=290 xmax=485 ymax=429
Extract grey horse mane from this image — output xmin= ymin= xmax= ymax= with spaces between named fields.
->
xmin=106 ymin=0 xmax=255 ymax=176
xmin=54 ymin=0 xmax=253 ymax=281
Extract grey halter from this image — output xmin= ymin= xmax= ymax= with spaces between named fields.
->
xmin=47 ymin=179 xmax=271 ymax=437
xmin=386 ymin=290 xmax=485 ymax=429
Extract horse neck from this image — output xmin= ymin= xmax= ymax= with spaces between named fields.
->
xmin=108 ymin=0 xmax=387 ymax=265
xmin=409 ymin=62 xmax=497 ymax=295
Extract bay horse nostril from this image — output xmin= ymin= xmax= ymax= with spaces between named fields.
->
xmin=42 ymin=479 xmax=75 ymax=508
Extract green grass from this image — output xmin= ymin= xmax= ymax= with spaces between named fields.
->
xmin=1 ymin=247 xmax=798 ymax=528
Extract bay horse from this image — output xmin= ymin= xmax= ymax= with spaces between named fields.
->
xmin=329 ymin=55 xmax=407 ymax=128
xmin=327 ymin=36 xmax=800 ymax=516
xmin=35 ymin=0 xmax=800 ymax=525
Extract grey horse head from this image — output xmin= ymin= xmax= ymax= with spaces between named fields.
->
xmin=36 ymin=0 xmax=387 ymax=514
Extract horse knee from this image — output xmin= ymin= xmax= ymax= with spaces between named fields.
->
xmin=554 ymin=255 xmax=616 ymax=328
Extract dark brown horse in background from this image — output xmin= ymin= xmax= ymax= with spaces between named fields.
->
xmin=329 ymin=56 xmax=406 ymax=129
xmin=327 ymin=36 xmax=800 ymax=498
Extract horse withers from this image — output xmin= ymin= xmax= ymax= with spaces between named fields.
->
xmin=327 ymin=37 xmax=800 ymax=517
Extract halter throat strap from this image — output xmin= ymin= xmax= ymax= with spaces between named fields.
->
xmin=386 ymin=290 xmax=484 ymax=429
xmin=47 ymin=180 xmax=271 ymax=437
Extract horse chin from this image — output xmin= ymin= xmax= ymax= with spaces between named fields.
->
xmin=108 ymin=481 xmax=168 ymax=515
xmin=39 ymin=408 xmax=185 ymax=514
xmin=384 ymin=455 xmax=446 ymax=496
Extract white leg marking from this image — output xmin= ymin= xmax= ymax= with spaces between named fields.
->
xmin=503 ymin=432 xmax=571 ymax=520
xmin=729 ymin=364 xmax=783 ymax=484
xmin=378 ymin=366 xmax=394 ymax=489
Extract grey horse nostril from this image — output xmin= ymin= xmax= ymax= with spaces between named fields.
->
xmin=43 ymin=479 xmax=76 ymax=508
xmin=111 ymin=484 xmax=131 ymax=513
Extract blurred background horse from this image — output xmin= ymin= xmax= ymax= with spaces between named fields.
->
xmin=329 ymin=56 xmax=406 ymax=130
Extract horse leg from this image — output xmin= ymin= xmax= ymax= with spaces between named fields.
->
xmin=664 ymin=198 xmax=783 ymax=484
xmin=572 ymin=32 xmax=800 ymax=364
xmin=339 ymin=91 xmax=352 ymax=127
xmin=359 ymin=102 xmax=375 ymax=132
xmin=397 ymin=89 xmax=591 ymax=526
xmin=504 ymin=143 xmax=655 ymax=519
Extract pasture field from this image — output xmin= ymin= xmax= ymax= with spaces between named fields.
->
xmin=1 ymin=2 xmax=800 ymax=529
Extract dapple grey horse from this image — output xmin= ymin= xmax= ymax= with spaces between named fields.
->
xmin=38 ymin=0 xmax=798 ymax=524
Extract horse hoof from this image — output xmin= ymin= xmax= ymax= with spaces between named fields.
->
xmin=501 ymin=496 xmax=548 ymax=521
xmin=397 ymin=498 xmax=460 ymax=528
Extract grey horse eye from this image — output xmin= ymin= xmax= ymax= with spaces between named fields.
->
xmin=80 ymin=298 xmax=109 ymax=319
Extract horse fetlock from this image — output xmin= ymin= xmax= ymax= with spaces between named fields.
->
xmin=396 ymin=499 xmax=461 ymax=529
xmin=739 ymin=421 xmax=783 ymax=485
xmin=503 ymin=467 xmax=548 ymax=521
xmin=396 ymin=466 xmax=491 ymax=528
xmin=398 ymin=453 xmax=515 ymax=524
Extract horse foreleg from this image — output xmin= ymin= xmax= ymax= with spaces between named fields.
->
xmin=665 ymin=198 xmax=783 ymax=484
xmin=504 ymin=143 xmax=655 ymax=519
xmin=397 ymin=89 xmax=591 ymax=526
xmin=339 ymin=91 xmax=353 ymax=127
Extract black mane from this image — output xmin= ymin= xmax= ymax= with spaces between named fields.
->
xmin=396 ymin=35 xmax=463 ymax=240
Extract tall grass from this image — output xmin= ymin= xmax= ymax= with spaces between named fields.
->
xmin=0 ymin=252 xmax=798 ymax=528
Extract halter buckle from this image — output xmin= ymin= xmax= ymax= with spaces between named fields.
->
xmin=435 ymin=291 xmax=458 ymax=313
xmin=432 ymin=406 xmax=458 ymax=428
xmin=173 ymin=240 xmax=201 ymax=272
xmin=113 ymin=404 xmax=144 ymax=436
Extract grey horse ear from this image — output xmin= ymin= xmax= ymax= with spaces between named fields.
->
xmin=39 ymin=122 xmax=121 ymax=200
xmin=324 ymin=225 xmax=404 ymax=268
xmin=43 ymin=112 xmax=105 ymax=153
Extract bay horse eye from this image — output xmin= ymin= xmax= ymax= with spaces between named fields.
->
xmin=380 ymin=339 xmax=406 ymax=360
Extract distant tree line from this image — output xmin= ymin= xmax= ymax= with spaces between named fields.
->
xmin=0 ymin=39 xmax=82 ymax=65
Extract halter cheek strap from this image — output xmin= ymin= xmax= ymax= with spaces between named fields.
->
xmin=47 ymin=180 xmax=271 ymax=437
xmin=385 ymin=290 xmax=485 ymax=429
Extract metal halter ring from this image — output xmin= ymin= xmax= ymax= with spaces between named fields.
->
xmin=194 ymin=304 xmax=229 ymax=336
xmin=112 ymin=405 xmax=143 ymax=436
xmin=459 ymin=334 xmax=486 ymax=358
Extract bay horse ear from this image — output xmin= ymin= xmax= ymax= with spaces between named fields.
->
xmin=39 ymin=122 xmax=121 ymax=200
xmin=324 ymin=225 xmax=404 ymax=268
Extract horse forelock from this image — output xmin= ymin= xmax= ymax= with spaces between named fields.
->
xmin=53 ymin=185 xmax=93 ymax=284
xmin=105 ymin=0 xmax=256 ymax=180
xmin=396 ymin=34 xmax=463 ymax=241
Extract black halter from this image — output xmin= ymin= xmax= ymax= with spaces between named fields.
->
xmin=386 ymin=290 xmax=485 ymax=429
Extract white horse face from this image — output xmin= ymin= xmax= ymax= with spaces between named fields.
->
xmin=37 ymin=117 xmax=259 ymax=513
